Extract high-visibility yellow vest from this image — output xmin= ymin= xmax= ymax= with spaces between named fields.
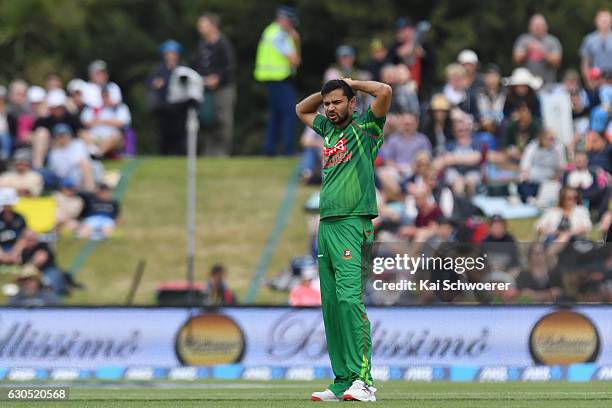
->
xmin=254 ymin=23 xmax=293 ymax=82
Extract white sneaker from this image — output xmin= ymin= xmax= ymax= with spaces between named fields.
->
xmin=342 ymin=379 xmax=377 ymax=402
xmin=310 ymin=388 xmax=340 ymax=402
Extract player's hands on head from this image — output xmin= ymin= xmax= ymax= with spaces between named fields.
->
xmin=339 ymin=77 xmax=354 ymax=88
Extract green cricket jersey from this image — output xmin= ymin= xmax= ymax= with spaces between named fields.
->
xmin=312 ymin=107 xmax=386 ymax=220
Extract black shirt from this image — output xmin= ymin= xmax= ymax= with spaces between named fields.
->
xmin=34 ymin=111 xmax=83 ymax=136
xmin=196 ymin=34 xmax=236 ymax=89
xmin=80 ymin=193 xmax=120 ymax=219
xmin=22 ymin=242 xmax=56 ymax=270
xmin=0 ymin=210 xmax=26 ymax=247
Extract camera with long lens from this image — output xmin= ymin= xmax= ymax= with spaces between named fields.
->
xmin=167 ymin=66 xmax=204 ymax=105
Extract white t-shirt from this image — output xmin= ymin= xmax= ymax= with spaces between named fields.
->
xmin=81 ymin=103 xmax=131 ymax=139
xmin=48 ymin=139 xmax=90 ymax=179
xmin=82 ymin=82 xmax=122 ymax=108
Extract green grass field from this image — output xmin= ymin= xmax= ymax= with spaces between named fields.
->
xmin=3 ymin=381 xmax=612 ymax=407
xmin=0 ymin=156 xmax=541 ymax=305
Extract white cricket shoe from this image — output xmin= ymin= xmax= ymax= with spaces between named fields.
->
xmin=342 ymin=379 xmax=377 ymax=402
xmin=310 ymin=388 xmax=340 ymax=402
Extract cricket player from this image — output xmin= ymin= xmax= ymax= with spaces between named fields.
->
xmin=295 ymin=78 xmax=391 ymax=402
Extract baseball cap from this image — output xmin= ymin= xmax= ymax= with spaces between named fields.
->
xmin=277 ymin=5 xmax=299 ymax=26
xmin=67 ymin=78 xmax=87 ymax=94
xmin=485 ymin=63 xmax=502 ymax=75
xmin=27 ymin=86 xmax=46 ymax=104
xmin=159 ymin=39 xmax=183 ymax=55
xmin=47 ymin=89 xmax=67 ymax=107
xmin=88 ymin=59 xmax=108 ymax=75
xmin=458 ymin=49 xmax=479 ymax=65
xmin=489 ymin=214 xmax=506 ymax=224
xmin=52 ymin=123 xmax=73 ymax=137
xmin=395 ymin=17 xmax=414 ymax=29
xmin=336 ymin=44 xmax=355 ymax=58
xmin=60 ymin=178 xmax=76 ymax=189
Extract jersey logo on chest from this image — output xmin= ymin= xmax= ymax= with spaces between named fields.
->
xmin=323 ymin=137 xmax=347 ymax=157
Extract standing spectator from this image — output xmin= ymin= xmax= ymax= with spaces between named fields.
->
xmin=477 ymin=64 xmax=506 ymax=135
xmin=6 ymin=264 xmax=60 ymax=306
xmin=513 ymin=14 xmax=562 ymax=85
xmin=83 ymin=60 xmax=122 ymax=109
xmin=77 ymin=183 xmax=120 ymax=240
xmin=377 ymin=113 xmax=431 ymax=199
xmin=536 ymin=187 xmax=592 ymax=241
xmin=203 ymin=264 xmax=236 ymax=306
xmin=288 ymin=265 xmax=321 ymax=306
xmin=387 ymin=17 xmax=436 ymax=96
xmin=80 ymin=86 xmax=131 ymax=157
xmin=8 ymin=81 xmax=36 ymax=144
xmin=0 ymin=85 xmax=16 ymax=160
xmin=147 ymin=40 xmax=187 ymax=156
xmin=0 ymin=149 xmax=43 ymax=196
xmin=254 ymin=6 xmax=301 ymax=156
xmin=46 ymin=124 xmax=95 ymax=191
xmin=580 ymin=9 xmax=612 ymax=89
xmin=197 ymin=13 xmax=237 ymax=156
xmin=32 ymin=89 xmax=83 ymax=168
xmin=422 ymin=93 xmax=453 ymax=154
xmin=503 ymin=67 xmax=542 ymax=119
xmin=324 ymin=45 xmax=371 ymax=114
xmin=45 ymin=74 xmax=63 ymax=92
xmin=442 ymin=63 xmax=480 ymax=122
xmin=518 ymin=129 xmax=566 ymax=202
xmin=0 ymin=188 xmax=27 ymax=262
xmin=364 ymin=39 xmax=387 ymax=82
xmin=457 ymin=49 xmax=484 ymax=92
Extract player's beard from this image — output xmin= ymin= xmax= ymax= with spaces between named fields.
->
xmin=327 ymin=109 xmax=349 ymax=125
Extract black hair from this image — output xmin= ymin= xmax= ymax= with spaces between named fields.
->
xmin=211 ymin=264 xmax=225 ymax=275
xmin=321 ymin=79 xmax=355 ymax=100
xmin=200 ymin=12 xmax=220 ymax=27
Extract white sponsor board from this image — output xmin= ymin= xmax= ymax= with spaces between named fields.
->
xmin=1 ymin=307 xmax=611 ymax=368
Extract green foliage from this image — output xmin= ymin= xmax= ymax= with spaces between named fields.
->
xmin=0 ymin=0 xmax=609 ymax=154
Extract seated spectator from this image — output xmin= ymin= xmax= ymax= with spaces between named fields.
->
xmin=480 ymin=215 xmax=521 ymax=278
xmin=203 ymin=264 xmax=236 ymax=306
xmin=76 ymin=183 xmax=120 ymax=240
xmin=83 ymin=60 xmax=122 ymax=109
xmin=563 ymin=150 xmax=610 ymax=220
xmin=504 ymin=103 xmax=542 ymax=162
xmin=436 ymin=115 xmax=483 ymax=196
xmin=0 ymin=187 xmax=27 ymax=263
xmin=288 ymin=265 xmax=321 ymax=306
xmin=377 ymin=112 xmax=431 ymax=199
xmin=413 ymin=185 xmax=443 ymax=240
xmin=457 ymin=49 xmax=484 ymax=93
xmin=32 ymin=90 xmax=84 ymax=168
xmin=503 ymin=68 xmax=542 ymax=119
xmin=22 ymin=86 xmax=48 ymax=144
xmin=442 ymin=63 xmax=480 ymax=122
xmin=364 ymin=38 xmax=387 ymax=82
xmin=587 ymin=130 xmax=612 ymax=174
xmin=46 ymin=124 xmax=95 ymax=191
xmin=0 ymin=85 xmax=16 ymax=161
xmin=6 ymin=264 xmax=60 ymax=306
xmin=589 ymin=71 xmax=612 ymax=136
xmin=15 ymin=229 xmax=65 ymax=294
xmin=421 ymin=93 xmax=453 ymax=154
xmin=516 ymin=243 xmax=562 ymax=302
xmin=53 ymin=178 xmax=84 ymax=232
xmin=81 ymin=86 xmax=131 ymax=157
xmin=299 ymin=127 xmax=323 ymax=184
xmin=518 ymin=129 xmax=566 ymax=202
xmin=0 ymin=149 xmax=43 ymax=196
xmin=380 ymin=64 xmax=419 ymax=117
xmin=536 ymin=186 xmax=592 ymax=242
xmin=66 ymin=78 xmax=89 ymax=116
xmin=477 ymin=64 xmax=506 ymax=135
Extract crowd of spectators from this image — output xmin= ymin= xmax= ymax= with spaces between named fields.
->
xmin=291 ymin=9 xmax=612 ymax=305
xmin=1 ymin=60 xmax=127 ymax=306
